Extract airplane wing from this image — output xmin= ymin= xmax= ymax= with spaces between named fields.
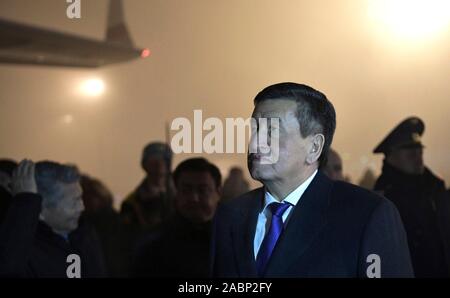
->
xmin=0 ymin=0 xmax=148 ymax=68
xmin=0 ymin=19 xmax=144 ymax=68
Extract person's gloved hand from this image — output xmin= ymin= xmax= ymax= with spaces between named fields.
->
xmin=11 ymin=159 xmax=37 ymax=196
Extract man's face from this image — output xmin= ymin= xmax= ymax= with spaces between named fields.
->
xmin=41 ymin=182 xmax=85 ymax=235
xmin=388 ymin=147 xmax=424 ymax=175
xmin=143 ymin=157 xmax=168 ymax=190
xmin=175 ymin=171 xmax=220 ymax=224
xmin=248 ymin=99 xmax=312 ymax=183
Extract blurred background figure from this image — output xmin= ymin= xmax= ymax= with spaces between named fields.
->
xmin=120 ymin=141 xmax=174 ymax=274
xmin=221 ymin=166 xmax=249 ymax=201
xmin=321 ymin=148 xmax=344 ymax=181
xmin=0 ymin=159 xmax=17 ymax=223
xmin=121 ymin=142 xmax=174 ymax=232
xmin=132 ymin=158 xmax=221 ymax=277
xmin=440 ymin=189 xmax=450 ymax=270
xmin=373 ymin=116 xmax=450 ymax=277
xmin=80 ymin=174 xmax=124 ymax=277
xmin=0 ymin=159 xmax=17 ymax=193
xmin=358 ymin=168 xmax=377 ymax=190
xmin=433 ymin=188 xmax=450 ymax=277
xmin=81 ymin=175 xmax=115 ymax=214
xmin=0 ymin=160 xmax=105 ymax=277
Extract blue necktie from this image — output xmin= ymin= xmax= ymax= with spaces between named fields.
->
xmin=256 ymin=202 xmax=291 ymax=276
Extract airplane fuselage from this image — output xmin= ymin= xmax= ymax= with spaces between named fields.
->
xmin=0 ymin=18 xmax=144 ymax=68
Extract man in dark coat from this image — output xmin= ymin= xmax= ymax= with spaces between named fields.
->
xmin=0 ymin=159 xmax=17 ymax=223
xmin=373 ymin=117 xmax=450 ymax=277
xmin=121 ymin=142 xmax=174 ymax=234
xmin=211 ymin=83 xmax=413 ymax=278
xmin=120 ymin=142 xmax=175 ymax=274
xmin=0 ymin=160 xmax=106 ymax=278
xmin=80 ymin=174 xmax=126 ymax=277
xmin=440 ymin=189 xmax=450 ymax=266
xmin=132 ymin=158 xmax=221 ymax=278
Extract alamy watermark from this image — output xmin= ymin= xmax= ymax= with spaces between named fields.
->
xmin=66 ymin=254 xmax=81 ymax=278
xmin=366 ymin=254 xmax=381 ymax=278
xmin=170 ymin=110 xmax=280 ymax=164
xmin=66 ymin=0 xmax=81 ymax=19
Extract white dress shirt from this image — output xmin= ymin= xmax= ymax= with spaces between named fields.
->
xmin=253 ymin=170 xmax=318 ymax=259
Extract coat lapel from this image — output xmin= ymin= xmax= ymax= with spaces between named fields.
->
xmin=264 ymin=171 xmax=333 ymax=276
xmin=231 ymin=188 xmax=263 ymax=277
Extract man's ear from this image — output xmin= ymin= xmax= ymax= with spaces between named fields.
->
xmin=306 ymin=134 xmax=325 ymax=165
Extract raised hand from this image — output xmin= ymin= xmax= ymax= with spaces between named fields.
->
xmin=11 ymin=159 xmax=37 ymax=196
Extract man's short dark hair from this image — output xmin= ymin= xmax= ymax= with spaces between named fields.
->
xmin=254 ymin=82 xmax=336 ymax=166
xmin=173 ymin=158 xmax=222 ymax=190
xmin=35 ymin=161 xmax=80 ymax=208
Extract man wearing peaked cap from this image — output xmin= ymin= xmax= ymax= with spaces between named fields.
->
xmin=373 ymin=117 xmax=424 ymax=154
xmin=373 ymin=116 xmax=450 ymax=278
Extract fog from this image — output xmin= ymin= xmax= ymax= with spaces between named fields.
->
xmin=1 ymin=0 xmax=449 ymax=206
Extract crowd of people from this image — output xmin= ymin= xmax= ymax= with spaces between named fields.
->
xmin=0 ymin=83 xmax=449 ymax=278
xmin=0 ymin=143 xmax=248 ymax=278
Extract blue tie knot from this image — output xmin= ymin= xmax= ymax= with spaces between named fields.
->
xmin=268 ymin=202 xmax=291 ymax=218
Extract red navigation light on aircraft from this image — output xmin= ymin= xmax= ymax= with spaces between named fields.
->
xmin=141 ymin=48 xmax=151 ymax=58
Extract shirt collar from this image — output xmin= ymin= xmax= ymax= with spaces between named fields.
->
xmin=262 ymin=169 xmax=318 ymax=213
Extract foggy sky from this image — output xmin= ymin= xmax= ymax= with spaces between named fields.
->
xmin=1 ymin=0 xmax=449 ymax=206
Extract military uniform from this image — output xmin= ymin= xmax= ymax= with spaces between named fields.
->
xmin=373 ymin=117 xmax=450 ymax=277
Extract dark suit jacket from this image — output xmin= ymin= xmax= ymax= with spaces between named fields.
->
xmin=211 ymin=171 xmax=414 ymax=278
xmin=132 ymin=214 xmax=212 ymax=278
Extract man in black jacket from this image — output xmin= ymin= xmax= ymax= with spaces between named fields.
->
xmin=211 ymin=83 xmax=413 ymax=278
xmin=0 ymin=159 xmax=17 ymax=224
xmin=373 ymin=117 xmax=450 ymax=277
xmin=0 ymin=160 xmax=106 ymax=278
xmin=133 ymin=158 xmax=221 ymax=277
